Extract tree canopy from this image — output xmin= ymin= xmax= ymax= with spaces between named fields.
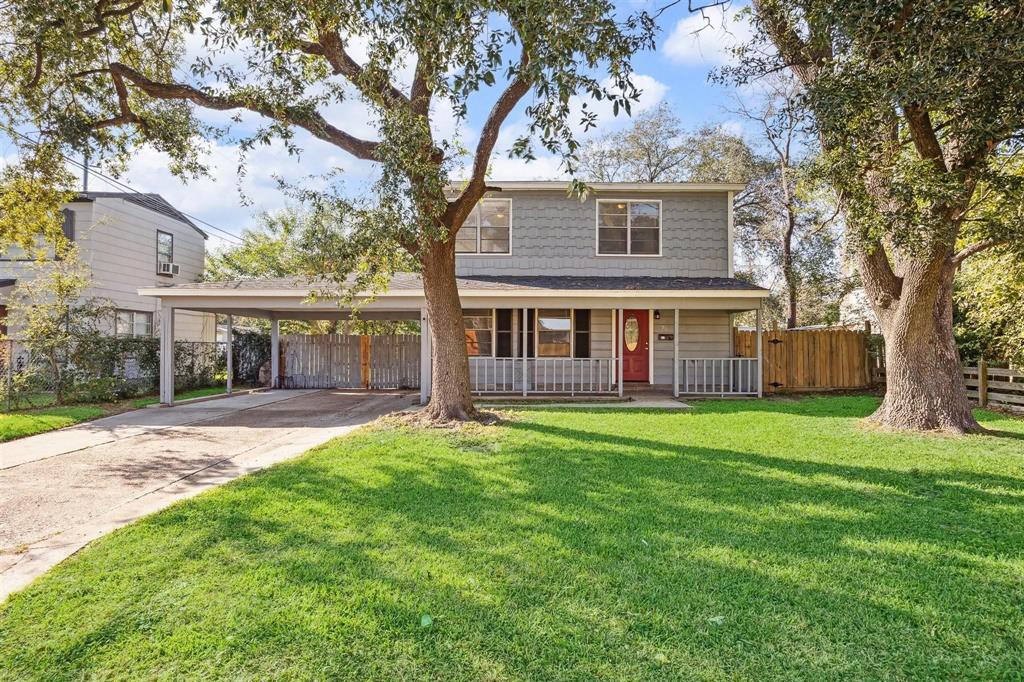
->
xmin=0 ymin=0 xmax=661 ymax=420
xmin=717 ymin=0 xmax=1024 ymax=432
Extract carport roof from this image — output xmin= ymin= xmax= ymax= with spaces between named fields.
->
xmin=143 ymin=273 xmax=768 ymax=294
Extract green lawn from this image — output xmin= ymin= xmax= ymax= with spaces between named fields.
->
xmin=1 ymin=396 xmax=1022 ymax=680
xmin=130 ymin=384 xmax=236 ymax=408
xmin=0 ymin=406 xmax=105 ymax=442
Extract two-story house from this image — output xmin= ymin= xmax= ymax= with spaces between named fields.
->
xmin=1 ymin=192 xmax=215 ymax=341
xmin=140 ymin=182 xmax=769 ymax=406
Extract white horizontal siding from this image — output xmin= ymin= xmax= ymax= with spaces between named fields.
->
xmin=653 ymin=310 xmax=732 ymax=384
xmin=0 ymin=198 xmax=215 ymax=341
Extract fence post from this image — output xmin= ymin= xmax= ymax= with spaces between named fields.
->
xmin=5 ymin=339 xmax=11 ymax=412
xmin=360 ymin=335 xmax=371 ymax=389
xmin=978 ymin=357 xmax=988 ymax=408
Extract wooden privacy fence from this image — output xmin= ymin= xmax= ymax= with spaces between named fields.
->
xmin=280 ymin=334 xmax=419 ymax=390
xmin=964 ymin=362 xmax=1024 ymax=410
xmin=733 ymin=327 xmax=874 ymax=394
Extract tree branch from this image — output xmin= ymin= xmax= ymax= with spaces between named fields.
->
xmin=313 ymin=30 xmax=410 ymax=109
xmin=857 ymin=240 xmax=903 ymax=309
xmin=902 ymin=103 xmax=947 ymax=172
xmin=952 ymin=238 xmax=1003 ymax=266
xmin=449 ymin=50 xmax=532 ymax=224
xmin=104 ymin=62 xmax=380 ymax=160
xmin=91 ymin=69 xmax=144 ymax=130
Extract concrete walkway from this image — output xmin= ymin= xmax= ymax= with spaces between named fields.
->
xmin=0 ymin=389 xmax=415 ymax=602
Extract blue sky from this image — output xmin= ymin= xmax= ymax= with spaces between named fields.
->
xmin=1 ymin=2 xmax=753 ymax=250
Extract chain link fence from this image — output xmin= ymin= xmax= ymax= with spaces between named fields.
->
xmin=0 ymin=332 xmax=270 ymax=410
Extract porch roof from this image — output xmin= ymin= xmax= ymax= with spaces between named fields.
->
xmin=141 ymin=273 xmax=768 ymax=296
xmin=140 ymin=273 xmax=768 ymax=319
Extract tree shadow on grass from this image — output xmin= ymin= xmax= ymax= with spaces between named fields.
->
xmin=4 ymin=412 xmax=1023 ymax=680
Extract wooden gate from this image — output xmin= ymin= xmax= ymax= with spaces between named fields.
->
xmin=281 ymin=334 xmax=362 ymax=388
xmin=733 ymin=328 xmax=873 ymax=393
xmin=281 ymin=333 xmax=419 ymax=389
xmin=369 ymin=334 xmax=420 ymax=389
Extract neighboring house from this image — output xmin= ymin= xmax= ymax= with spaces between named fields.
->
xmin=0 ymin=192 xmax=216 ymax=342
xmin=141 ymin=182 xmax=770 ymax=405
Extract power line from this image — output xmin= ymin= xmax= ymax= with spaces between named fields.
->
xmin=5 ymin=129 xmax=244 ymax=245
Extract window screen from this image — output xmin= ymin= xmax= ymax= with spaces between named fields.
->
xmin=463 ymin=309 xmax=493 ymax=356
xmin=537 ymin=309 xmax=571 ymax=357
xmin=495 ymin=309 xmax=514 ymax=357
xmin=574 ymin=309 xmax=591 ymax=358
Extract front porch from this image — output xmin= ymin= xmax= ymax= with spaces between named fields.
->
xmin=139 ymin=275 xmax=769 ymax=405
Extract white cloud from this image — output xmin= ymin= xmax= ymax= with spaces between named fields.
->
xmin=569 ymin=74 xmax=668 ymax=137
xmin=485 ymin=154 xmax=568 ymax=182
xmin=663 ymin=6 xmax=753 ymax=66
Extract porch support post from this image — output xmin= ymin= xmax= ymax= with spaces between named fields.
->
xmin=159 ymin=305 xmax=175 ymax=406
xmin=419 ymin=309 xmax=431 ymax=405
xmin=617 ymin=307 xmax=624 ymax=398
xmin=672 ymin=309 xmax=679 ymax=398
xmin=755 ymin=303 xmax=763 ymax=398
xmin=225 ymin=314 xmax=233 ymax=395
xmin=521 ymin=307 xmax=528 ymax=396
xmin=270 ymin=317 xmax=280 ymax=389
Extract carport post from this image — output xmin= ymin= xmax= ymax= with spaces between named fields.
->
xmin=755 ymin=303 xmax=763 ymax=398
xmin=419 ymin=309 xmax=431 ymax=405
xmin=225 ymin=314 xmax=233 ymax=395
xmin=270 ymin=317 xmax=280 ymax=389
xmin=159 ymin=305 xmax=175 ymax=406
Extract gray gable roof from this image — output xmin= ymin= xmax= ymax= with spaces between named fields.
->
xmin=75 ymin=192 xmax=207 ymax=239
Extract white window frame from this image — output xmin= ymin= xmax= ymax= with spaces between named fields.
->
xmin=115 ymin=309 xmax=154 ymax=337
xmin=595 ymin=198 xmax=663 ymax=257
xmin=455 ymin=199 xmax=513 ymax=256
xmin=156 ymin=230 xmax=174 ymax=276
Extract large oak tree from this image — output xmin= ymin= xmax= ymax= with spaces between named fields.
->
xmin=722 ymin=0 xmax=1024 ymax=432
xmin=0 ymin=0 xmax=657 ymax=421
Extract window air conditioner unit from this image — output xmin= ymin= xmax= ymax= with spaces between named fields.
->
xmin=158 ymin=262 xmax=180 ymax=276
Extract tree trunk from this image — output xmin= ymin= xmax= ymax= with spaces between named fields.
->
xmin=419 ymin=238 xmax=477 ymax=422
xmin=786 ymin=283 xmax=798 ymax=330
xmin=864 ymin=252 xmax=980 ymax=433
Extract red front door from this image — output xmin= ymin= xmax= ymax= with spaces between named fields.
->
xmin=621 ymin=309 xmax=649 ymax=382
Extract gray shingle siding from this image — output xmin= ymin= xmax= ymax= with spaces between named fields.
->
xmin=455 ymin=191 xmax=729 ymax=277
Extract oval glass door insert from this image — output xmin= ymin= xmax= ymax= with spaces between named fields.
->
xmin=624 ymin=316 xmax=640 ymax=351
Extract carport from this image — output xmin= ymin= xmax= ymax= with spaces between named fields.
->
xmin=140 ymin=276 xmax=429 ymax=406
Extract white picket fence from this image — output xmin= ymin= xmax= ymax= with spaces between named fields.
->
xmin=468 ymin=357 xmax=617 ymax=394
xmin=964 ymin=364 xmax=1024 ymax=409
xmin=677 ymin=357 xmax=759 ymax=396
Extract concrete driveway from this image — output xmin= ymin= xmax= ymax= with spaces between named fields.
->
xmin=0 ymin=389 xmax=416 ymax=601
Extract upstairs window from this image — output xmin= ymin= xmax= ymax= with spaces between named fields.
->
xmin=455 ymin=199 xmax=511 ymax=254
xmin=597 ymin=200 xmax=661 ymax=256
xmin=156 ymin=230 xmax=174 ymax=274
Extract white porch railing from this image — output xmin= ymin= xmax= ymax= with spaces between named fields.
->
xmin=469 ymin=357 xmax=617 ymax=394
xmin=678 ymin=357 xmax=758 ymax=396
